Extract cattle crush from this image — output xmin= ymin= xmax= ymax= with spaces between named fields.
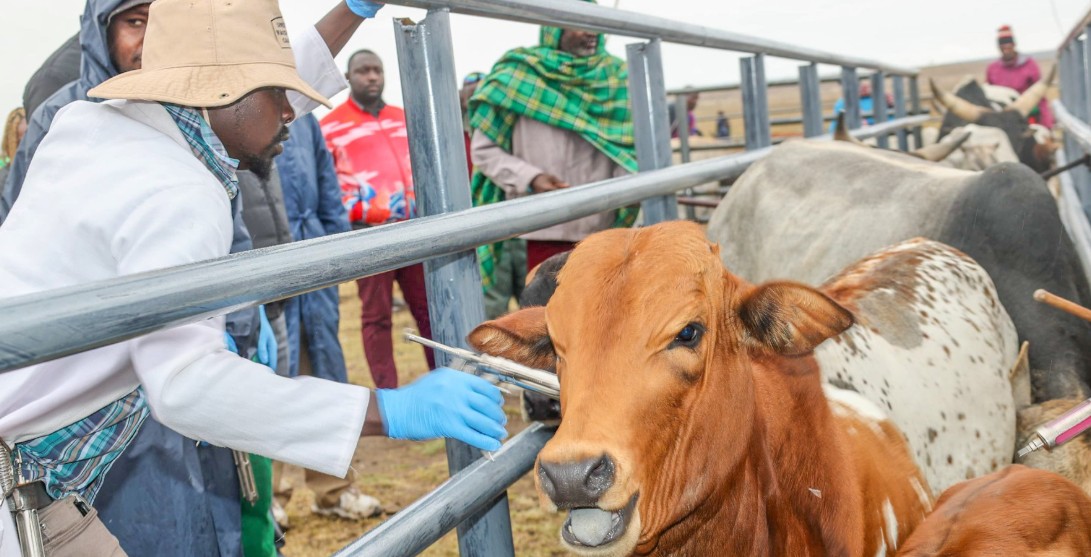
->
xmin=5 ymin=1 xmax=1091 ymax=556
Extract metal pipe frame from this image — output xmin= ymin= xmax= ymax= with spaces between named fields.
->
xmin=893 ymin=75 xmax=908 ymax=151
xmin=382 ymin=0 xmax=917 ymax=75
xmin=1057 ymin=101 xmax=1091 ymax=163
xmin=1083 ymin=25 xmax=1091 ymax=117
xmin=1059 ymin=7 xmax=1091 ymax=56
xmin=799 ymin=63 xmax=824 ymax=138
xmin=674 ymin=94 xmax=697 ymax=220
xmin=333 ymin=424 xmax=555 ymax=557
xmin=628 ymin=39 xmax=678 ymax=224
xmin=0 ymin=114 xmax=929 ymax=374
xmin=841 ymin=66 xmax=861 ymax=130
xmin=668 ymin=74 xmax=845 ymax=96
xmin=392 ymin=11 xmax=515 ymax=555
xmin=741 ymin=54 xmax=772 ymax=150
xmin=909 ymin=76 xmax=923 ymax=148
xmin=871 ymin=72 xmax=889 ymax=148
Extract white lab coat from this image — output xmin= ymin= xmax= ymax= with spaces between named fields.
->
xmin=0 ymin=27 xmax=364 ymax=557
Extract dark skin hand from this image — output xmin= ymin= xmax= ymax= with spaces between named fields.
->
xmin=362 ymin=391 xmax=386 ymax=436
xmin=107 ymin=3 xmax=150 ymax=73
xmin=530 ymin=173 xmax=569 ymax=193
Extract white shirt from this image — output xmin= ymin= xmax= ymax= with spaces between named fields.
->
xmin=0 ymin=26 xmax=363 ymax=483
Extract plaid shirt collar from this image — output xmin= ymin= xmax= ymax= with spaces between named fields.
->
xmin=161 ymin=103 xmax=240 ymax=199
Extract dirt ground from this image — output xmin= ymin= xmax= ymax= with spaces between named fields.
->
xmin=277 ymin=283 xmax=565 ymax=557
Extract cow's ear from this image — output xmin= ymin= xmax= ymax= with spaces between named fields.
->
xmin=738 ymin=281 xmax=854 ymax=356
xmin=467 ymin=307 xmax=556 ymax=370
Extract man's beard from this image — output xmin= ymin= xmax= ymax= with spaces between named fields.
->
xmin=245 ymin=126 xmax=289 ymax=181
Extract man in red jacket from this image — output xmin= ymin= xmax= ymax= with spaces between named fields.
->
xmin=321 ymin=49 xmax=435 ymax=389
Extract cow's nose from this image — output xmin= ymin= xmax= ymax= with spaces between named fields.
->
xmin=537 ymin=454 xmax=615 ymax=508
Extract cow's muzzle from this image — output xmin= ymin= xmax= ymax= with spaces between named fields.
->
xmin=538 ymin=454 xmax=615 ymax=507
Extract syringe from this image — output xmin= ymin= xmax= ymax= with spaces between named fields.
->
xmin=1017 ymin=397 xmax=1091 ymax=458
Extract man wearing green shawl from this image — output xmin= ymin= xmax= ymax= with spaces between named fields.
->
xmin=469 ymin=4 xmax=638 ymax=288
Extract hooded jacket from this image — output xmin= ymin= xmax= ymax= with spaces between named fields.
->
xmin=278 ymin=114 xmax=351 ymax=381
xmin=22 ymin=34 xmax=81 ymax=119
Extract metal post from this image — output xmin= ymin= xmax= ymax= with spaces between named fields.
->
xmin=741 ymin=54 xmax=772 ymax=149
xmin=909 ymin=76 xmax=922 ymax=149
xmin=893 ymin=75 xmax=908 ymax=151
xmin=393 ymin=11 xmax=515 ymax=556
xmin=871 ymin=72 xmax=888 ymax=148
xmin=334 ymin=424 xmax=554 ymax=557
xmin=627 ymin=39 xmax=677 ymax=224
xmin=799 ymin=62 xmax=823 ymax=138
xmin=1083 ymin=25 xmax=1091 ymax=117
xmin=1069 ymin=40 xmax=1091 ymax=209
xmin=1075 ymin=39 xmax=1089 ymax=122
xmin=674 ymin=94 xmax=696 ymax=220
xmin=840 ymin=66 xmax=861 ymax=130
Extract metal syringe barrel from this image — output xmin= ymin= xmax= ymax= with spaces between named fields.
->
xmin=1018 ymin=397 xmax=1091 ymax=458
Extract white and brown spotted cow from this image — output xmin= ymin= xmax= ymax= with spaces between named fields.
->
xmin=471 ymin=222 xmax=1019 ymax=555
xmin=817 ymin=238 xmax=1021 ymax=493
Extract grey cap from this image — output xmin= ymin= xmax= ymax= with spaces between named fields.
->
xmin=108 ymin=0 xmax=153 ymax=24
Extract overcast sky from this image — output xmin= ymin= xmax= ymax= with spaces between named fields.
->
xmin=2 ymin=0 xmax=1089 ymax=119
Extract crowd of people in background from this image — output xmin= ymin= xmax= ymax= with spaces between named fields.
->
xmin=0 ymin=0 xmax=640 ymax=556
xmin=0 ymin=1 xmax=1058 ymax=555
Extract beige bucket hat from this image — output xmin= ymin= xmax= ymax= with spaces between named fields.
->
xmin=89 ymin=0 xmax=331 ymax=108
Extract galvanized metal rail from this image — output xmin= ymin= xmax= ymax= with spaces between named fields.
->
xmin=0 ymin=1 xmax=929 ymax=555
xmin=384 ymin=0 xmax=916 ymax=75
xmin=1052 ymin=20 xmax=1091 ymax=301
xmin=0 ymin=115 xmax=925 ymax=375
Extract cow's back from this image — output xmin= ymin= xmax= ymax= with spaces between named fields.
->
xmin=898 ymin=465 xmax=1091 ymax=556
xmin=709 ymin=140 xmax=1091 ymax=402
xmin=817 ymin=239 xmax=1019 ymax=494
xmin=710 ymin=141 xmax=964 ymax=284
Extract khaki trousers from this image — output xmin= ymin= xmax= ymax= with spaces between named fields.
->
xmin=37 ymin=496 xmax=126 ymax=557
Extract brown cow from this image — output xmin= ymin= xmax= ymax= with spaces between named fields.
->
xmin=897 ymin=465 xmax=1091 ymax=556
xmin=470 ymin=221 xmax=933 ymax=556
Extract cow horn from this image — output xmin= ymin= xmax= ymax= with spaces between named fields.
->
xmin=833 ymin=112 xmax=865 ymax=145
xmin=930 ymin=78 xmax=989 ymax=122
xmin=1009 ymin=65 xmax=1057 ymax=118
xmin=910 ymin=128 xmax=972 ymax=162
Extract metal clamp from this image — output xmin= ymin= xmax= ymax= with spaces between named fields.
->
xmin=2 ymin=445 xmax=48 ymax=557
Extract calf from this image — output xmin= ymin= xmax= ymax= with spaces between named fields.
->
xmin=470 ymin=222 xmax=937 ymax=556
xmin=898 ymin=465 xmax=1091 ymax=556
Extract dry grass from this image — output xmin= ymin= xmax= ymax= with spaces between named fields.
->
xmin=277 ymin=283 xmax=565 ymax=557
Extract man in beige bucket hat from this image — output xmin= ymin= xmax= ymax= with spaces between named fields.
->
xmin=0 ymin=1 xmax=509 ymax=555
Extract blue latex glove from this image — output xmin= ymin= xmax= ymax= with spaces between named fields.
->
xmin=345 ymin=0 xmax=384 ymax=18
xmin=256 ymin=305 xmax=277 ymax=371
xmin=224 ymin=332 xmax=239 ymax=354
xmin=376 ymin=368 xmax=508 ymax=451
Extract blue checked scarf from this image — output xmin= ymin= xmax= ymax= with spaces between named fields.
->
xmin=14 ymin=389 xmax=149 ymax=501
xmin=161 ymin=103 xmax=240 ymax=199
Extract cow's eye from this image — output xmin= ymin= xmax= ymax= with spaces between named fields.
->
xmin=671 ymin=323 xmax=703 ymax=349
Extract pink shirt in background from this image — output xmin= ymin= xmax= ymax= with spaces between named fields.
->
xmin=986 ymin=55 xmax=1054 ymax=129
